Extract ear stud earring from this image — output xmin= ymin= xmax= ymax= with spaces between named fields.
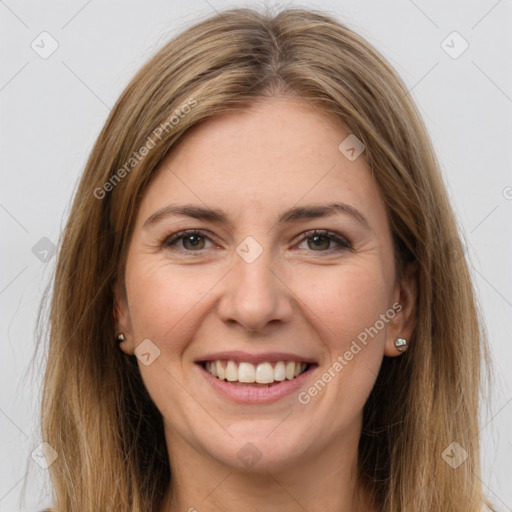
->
xmin=117 ymin=333 xmax=125 ymax=342
xmin=394 ymin=337 xmax=408 ymax=352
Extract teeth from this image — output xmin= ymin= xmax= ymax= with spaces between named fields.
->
xmin=204 ymin=359 xmax=309 ymax=384
xmin=225 ymin=360 xmax=238 ymax=382
xmin=285 ymin=361 xmax=295 ymax=380
xmin=238 ymin=362 xmax=256 ymax=383
xmin=255 ymin=362 xmax=274 ymax=384
xmin=274 ymin=361 xmax=286 ymax=381
xmin=216 ymin=360 xmax=225 ymax=380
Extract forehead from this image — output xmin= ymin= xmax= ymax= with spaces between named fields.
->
xmin=136 ymin=96 xmax=387 ymax=228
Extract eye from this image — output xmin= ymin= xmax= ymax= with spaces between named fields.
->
xmin=162 ymin=228 xmax=352 ymax=254
xmin=296 ymin=229 xmax=352 ymax=253
xmin=163 ymin=229 xmax=214 ymax=251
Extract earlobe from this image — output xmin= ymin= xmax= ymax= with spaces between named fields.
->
xmin=117 ymin=333 xmax=134 ymax=355
xmin=113 ymin=282 xmax=135 ymax=355
xmin=384 ymin=261 xmax=418 ymax=357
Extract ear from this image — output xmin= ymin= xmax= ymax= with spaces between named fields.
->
xmin=384 ymin=261 xmax=417 ymax=357
xmin=113 ymin=280 xmax=136 ymax=355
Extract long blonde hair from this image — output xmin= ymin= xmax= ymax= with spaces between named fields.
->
xmin=39 ymin=7 xmax=494 ymax=511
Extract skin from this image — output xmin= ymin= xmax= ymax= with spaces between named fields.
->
xmin=115 ymin=96 xmax=416 ymax=512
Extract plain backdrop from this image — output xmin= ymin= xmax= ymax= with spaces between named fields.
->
xmin=1 ymin=0 xmax=511 ymax=510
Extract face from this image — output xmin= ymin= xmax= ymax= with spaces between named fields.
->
xmin=115 ymin=96 xmax=416 ymax=474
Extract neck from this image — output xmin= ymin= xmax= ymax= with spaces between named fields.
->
xmin=160 ymin=424 xmax=376 ymax=512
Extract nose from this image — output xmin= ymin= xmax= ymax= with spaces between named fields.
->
xmin=216 ymin=248 xmax=294 ymax=333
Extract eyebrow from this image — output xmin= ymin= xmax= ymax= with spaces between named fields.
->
xmin=143 ymin=202 xmax=371 ymax=231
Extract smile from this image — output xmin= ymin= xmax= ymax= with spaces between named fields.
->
xmin=201 ymin=360 xmax=310 ymax=387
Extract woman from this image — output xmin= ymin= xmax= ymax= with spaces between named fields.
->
xmin=40 ymin=6 xmax=495 ymax=511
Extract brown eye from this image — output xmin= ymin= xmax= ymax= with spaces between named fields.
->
xmin=163 ymin=230 xmax=214 ymax=252
xmin=297 ymin=229 xmax=352 ymax=253
xmin=182 ymin=234 xmax=206 ymax=250
xmin=307 ymin=234 xmax=332 ymax=251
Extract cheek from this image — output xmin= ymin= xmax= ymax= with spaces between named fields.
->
xmin=295 ymin=265 xmax=391 ymax=421
xmin=297 ymin=260 xmax=390 ymax=346
xmin=125 ymin=257 xmax=218 ymax=345
xmin=297 ymin=261 xmax=390 ymax=398
xmin=124 ymin=258 xmax=214 ymax=418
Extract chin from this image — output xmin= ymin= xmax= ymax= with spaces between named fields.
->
xmin=197 ymin=426 xmax=313 ymax=473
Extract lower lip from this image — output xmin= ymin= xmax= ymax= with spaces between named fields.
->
xmin=197 ymin=363 xmax=317 ymax=404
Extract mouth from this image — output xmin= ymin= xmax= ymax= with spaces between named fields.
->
xmin=197 ymin=359 xmax=315 ymax=387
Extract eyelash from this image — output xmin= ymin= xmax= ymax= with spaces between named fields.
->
xmin=162 ymin=229 xmax=352 ymax=254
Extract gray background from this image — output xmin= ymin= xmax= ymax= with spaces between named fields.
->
xmin=1 ymin=0 xmax=511 ymax=510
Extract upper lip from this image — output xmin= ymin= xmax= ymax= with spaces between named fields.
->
xmin=196 ymin=350 xmax=317 ymax=365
